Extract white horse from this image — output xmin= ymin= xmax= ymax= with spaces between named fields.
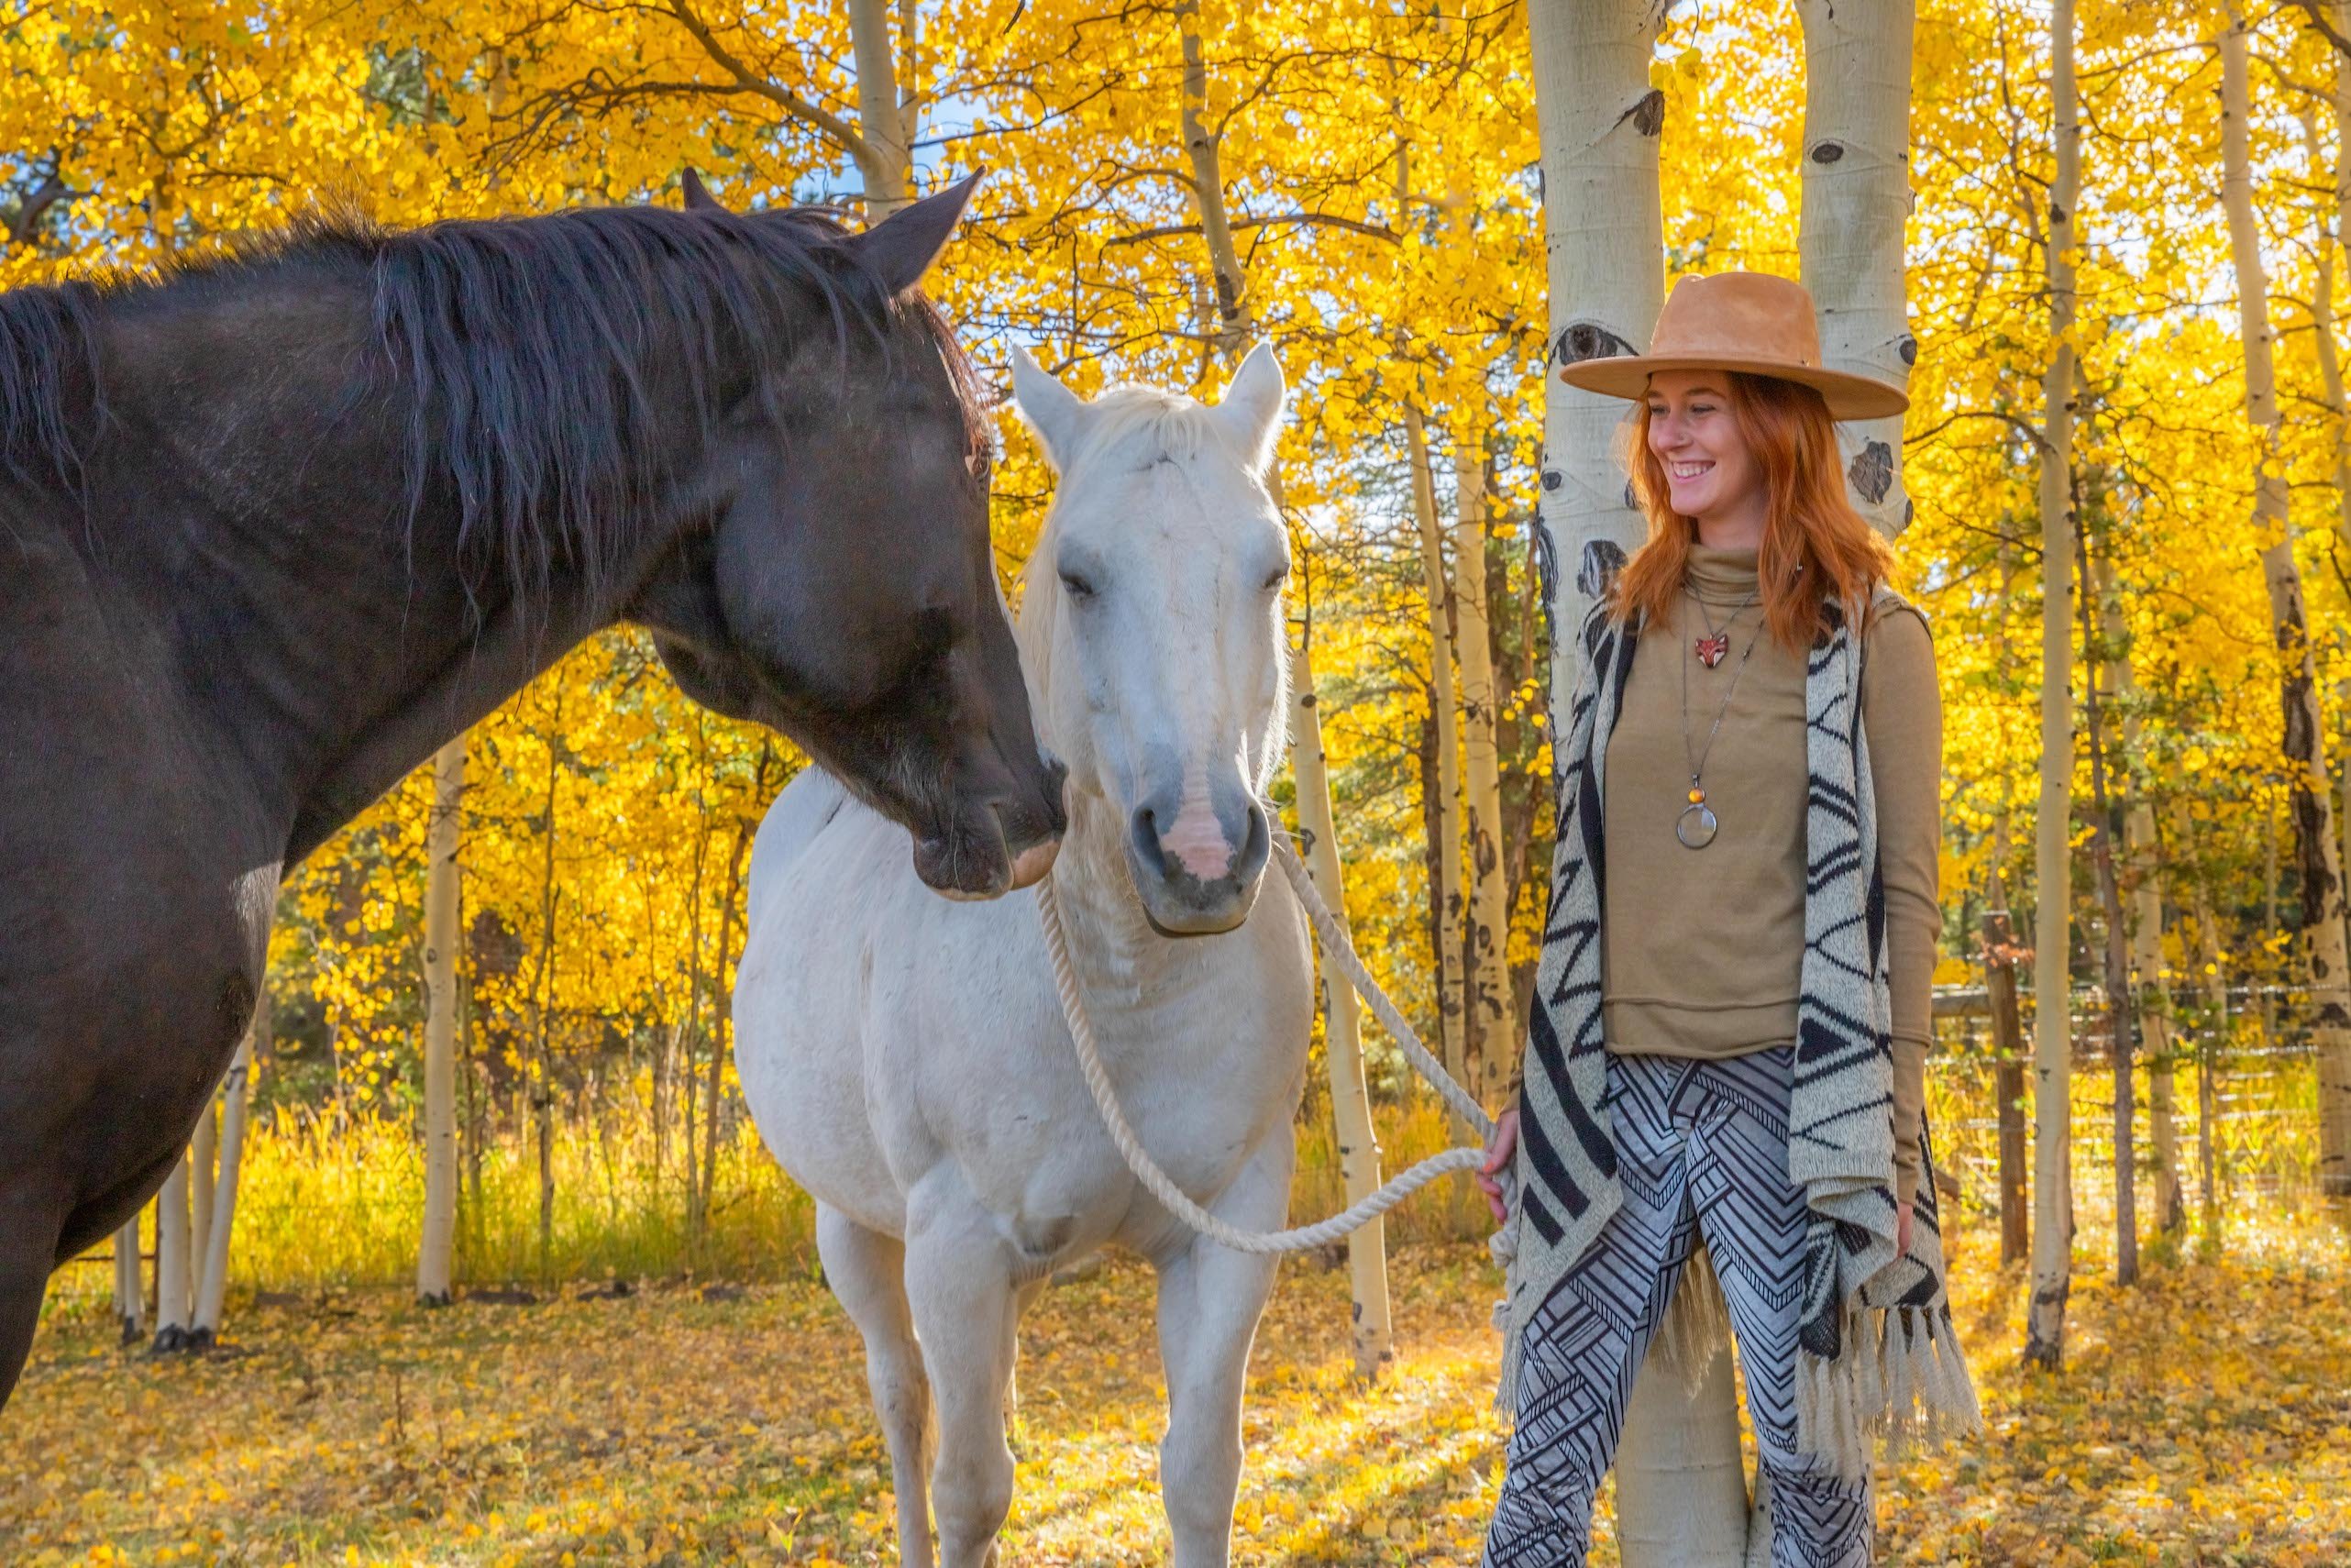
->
xmin=734 ymin=343 xmax=1314 ymax=1568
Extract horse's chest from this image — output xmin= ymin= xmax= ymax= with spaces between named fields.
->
xmin=897 ymin=962 xmax=1308 ymax=1236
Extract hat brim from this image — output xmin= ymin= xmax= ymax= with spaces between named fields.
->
xmin=1556 ymin=354 xmax=1909 ymax=421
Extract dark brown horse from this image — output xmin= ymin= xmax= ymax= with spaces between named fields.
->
xmin=0 ymin=176 xmax=1065 ymax=1408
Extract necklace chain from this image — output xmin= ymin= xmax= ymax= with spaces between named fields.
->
xmin=1677 ymin=586 xmax=1761 ymax=849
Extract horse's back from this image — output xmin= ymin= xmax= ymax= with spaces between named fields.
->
xmin=745 ymin=767 xmax=855 ymax=932
xmin=735 ymin=768 xmax=922 ymax=1234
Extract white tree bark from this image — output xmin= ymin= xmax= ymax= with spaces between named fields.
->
xmin=1451 ymin=429 xmax=1517 ymax=1109
xmin=2183 ymin=801 xmax=2226 ymax=1244
xmin=1613 ymin=1342 xmax=1752 ymax=1568
xmin=153 ymin=1152 xmax=193 ymax=1350
xmin=2224 ymin=3 xmax=2351 ymax=1197
xmin=113 ymin=1217 xmax=144 ymax=1343
xmin=2025 ymin=0 xmax=2083 ymax=1341
xmin=193 ymin=1023 xmax=256 ymax=1342
xmin=1528 ymin=0 xmax=1667 ymax=715
xmin=846 ymin=0 xmax=911 ymax=215
xmin=1527 ymin=1 xmax=1741 ymax=1553
xmin=418 ymin=735 xmax=467 ymax=1305
xmin=1289 ymin=626 xmax=1394 ymax=1378
xmin=2096 ymin=558 xmax=2181 ymax=1234
xmin=2025 ymin=0 xmax=2080 ymax=1372
xmin=1796 ymin=0 xmax=1918 ymax=539
xmin=189 ymin=1100 xmax=215 ymax=1292
xmin=1172 ymin=4 xmax=1390 ymax=1374
xmin=1405 ymin=404 xmax=1471 ymax=1132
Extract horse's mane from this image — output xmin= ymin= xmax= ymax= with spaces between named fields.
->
xmin=0 ymin=204 xmax=990 ymax=607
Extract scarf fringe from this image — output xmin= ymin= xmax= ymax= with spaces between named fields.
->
xmin=1491 ymin=1209 xmax=1523 ymax=1414
xmin=1795 ymin=1303 xmax=1985 ymax=1479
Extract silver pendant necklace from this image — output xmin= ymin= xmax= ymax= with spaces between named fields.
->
xmin=1677 ymin=586 xmax=1761 ymax=850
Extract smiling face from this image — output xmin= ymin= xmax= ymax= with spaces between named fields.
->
xmin=1642 ymin=369 xmax=1768 ymax=545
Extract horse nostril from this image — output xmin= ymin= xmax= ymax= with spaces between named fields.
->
xmin=1236 ymin=802 xmax=1271 ymax=879
xmin=1130 ymin=805 xmax=1168 ymax=878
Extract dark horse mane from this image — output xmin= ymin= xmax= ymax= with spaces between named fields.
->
xmin=0 ymin=202 xmax=990 ymax=606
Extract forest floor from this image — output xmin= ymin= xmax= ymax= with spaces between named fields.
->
xmin=5 ymin=1219 xmax=2348 ymax=1566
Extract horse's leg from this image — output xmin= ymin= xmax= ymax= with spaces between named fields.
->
xmin=903 ymin=1203 xmax=1020 ymax=1568
xmin=1153 ymin=1140 xmax=1290 ymax=1568
xmin=0 ymin=1187 xmax=65 ymax=1408
xmin=817 ymin=1206 xmax=936 ymax=1568
xmin=1004 ymin=1278 xmax=1044 ymax=1438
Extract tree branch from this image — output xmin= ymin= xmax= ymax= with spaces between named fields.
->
xmin=1103 ymin=210 xmax=1399 ymax=248
xmin=2289 ymin=0 xmax=2351 ymax=60
xmin=662 ymin=0 xmax=874 ymax=168
xmin=4 ymin=169 xmax=71 ymax=250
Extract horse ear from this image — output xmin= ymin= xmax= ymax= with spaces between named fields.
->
xmin=851 ymin=171 xmax=984 ymax=297
xmin=1213 ymin=341 xmax=1286 ymax=475
xmin=1010 ymin=345 xmax=1088 ymax=471
xmin=680 ymin=168 xmax=725 ymax=212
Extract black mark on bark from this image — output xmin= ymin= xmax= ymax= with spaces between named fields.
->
xmin=1849 ymin=441 xmax=1895 ymax=504
xmin=1577 ymin=538 xmax=1628 ymax=602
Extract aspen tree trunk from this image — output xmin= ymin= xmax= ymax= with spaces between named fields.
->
xmin=1795 ymin=0 xmax=1918 ymax=539
xmin=2181 ymin=799 xmax=2219 ymax=1250
xmin=2097 ymin=560 xmax=2182 ymax=1235
xmin=2076 ymin=526 xmax=2138 ymax=1287
xmin=1173 ymin=1 xmax=1389 ymax=1375
xmin=1528 ymin=0 xmax=1667 ymax=712
xmin=190 ymin=1101 xmax=215 ymax=1285
xmin=2023 ymin=0 xmax=2080 ymax=1372
xmin=2183 ymin=802 xmax=2226 ymax=1247
xmin=193 ymin=1019 xmax=257 ymax=1343
xmin=1529 ymin=5 xmax=1740 ymax=1558
xmin=846 ymin=0 xmax=911 ymax=215
xmin=699 ymin=815 xmax=756 ymax=1242
xmin=1992 ymin=543 xmax=2031 ymax=1266
xmin=418 ymin=735 xmax=466 ymax=1305
xmin=1451 ymin=429 xmax=1517 ymax=1108
xmin=2328 ymin=16 xmax=2351 ymax=939
xmin=1987 ymin=905 xmax=2032 ymax=1265
xmin=1733 ymin=10 xmax=1926 ymax=1553
xmin=2263 ymin=798 xmax=2281 ymax=1045
xmin=2223 ymin=6 xmax=2351 ymax=1197
xmin=153 ymin=1152 xmax=193 ymax=1351
xmin=1405 ymin=405 xmax=1471 ymax=1134
xmin=114 ymin=1217 xmax=144 ymax=1344
xmin=527 ymin=693 xmax=565 ymax=1272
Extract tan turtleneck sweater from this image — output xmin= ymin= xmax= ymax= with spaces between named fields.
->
xmin=1586 ymin=545 xmax=1940 ymax=1202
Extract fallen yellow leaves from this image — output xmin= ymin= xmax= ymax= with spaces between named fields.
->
xmin=6 ymin=1223 xmax=2347 ymax=1564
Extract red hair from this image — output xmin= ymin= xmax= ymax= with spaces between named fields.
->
xmin=1611 ymin=371 xmax=1894 ymax=652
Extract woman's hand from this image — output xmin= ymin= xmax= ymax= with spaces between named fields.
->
xmin=1477 ymin=1108 xmax=1519 ymax=1226
xmin=1896 ymin=1198 xmax=1915 ymax=1256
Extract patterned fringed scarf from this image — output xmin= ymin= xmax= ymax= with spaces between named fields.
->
xmin=1493 ymin=591 xmax=1982 ymax=1478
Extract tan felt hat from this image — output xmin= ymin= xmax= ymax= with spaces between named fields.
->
xmin=1554 ymin=271 xmax=1909 ymax=421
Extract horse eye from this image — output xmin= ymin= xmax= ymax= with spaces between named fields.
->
xmin=1060 ymin=571 xmax=1098 ymax=602
xmin=1262 ymin=567 xmax=1289 ymax=592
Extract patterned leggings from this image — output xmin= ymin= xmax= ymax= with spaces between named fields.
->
xmin=1483 ymin=1048 xmax=1873 ymax=1568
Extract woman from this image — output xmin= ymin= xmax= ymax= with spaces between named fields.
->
xmin=1475 ymin=271 xmax=1979 ymax=1567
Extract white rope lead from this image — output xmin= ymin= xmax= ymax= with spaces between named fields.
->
xmin=1037 ymin=823 xmax=1518 ymax=1257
